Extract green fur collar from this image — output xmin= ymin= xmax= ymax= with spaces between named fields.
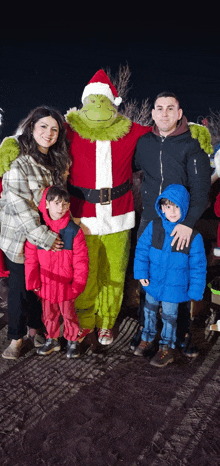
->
xmin=65 ymin=110 xmax=132 ymax=142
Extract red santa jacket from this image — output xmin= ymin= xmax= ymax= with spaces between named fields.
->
xmin=65 ymin=121 xmax=151 ymax=235
xmin=24 ymin=188 xmax=89 ymax=303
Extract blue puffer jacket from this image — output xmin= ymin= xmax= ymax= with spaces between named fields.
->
xmin=134 ymin=184 xmax=207 ymax=303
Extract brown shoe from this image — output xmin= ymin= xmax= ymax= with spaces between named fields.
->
xmin=150 ymin=346 xmax=174 ymax=367
xmin=2 ymin=340 xmax=23 ymax=360
xmin=134 ymin=340 xmax=154 ymax=356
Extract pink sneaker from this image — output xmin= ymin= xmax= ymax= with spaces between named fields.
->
xmin=98 ymin=328 xmax=113 ymax=345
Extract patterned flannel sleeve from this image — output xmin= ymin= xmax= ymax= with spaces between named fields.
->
xmin=4 ymin=162 xmax=56 ymax=250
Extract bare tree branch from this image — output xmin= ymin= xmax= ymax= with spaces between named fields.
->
xmin=197 ymin=110 xmax=220 ymax=148
xmin=105 ymin=64 xmax=152 ymax=126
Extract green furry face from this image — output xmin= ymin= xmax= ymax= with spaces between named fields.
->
xmin=78 ymin=95 xmax=118 ymax=128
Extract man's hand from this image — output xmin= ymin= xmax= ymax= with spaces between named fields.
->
xmin=170 ymin=224 xmax=193 ymax=251
xmin=140 ymin=279 xmax=149 ymax=287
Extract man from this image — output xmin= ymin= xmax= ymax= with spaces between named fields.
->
xmin=131 ymin=92 xmax=211 ymax=356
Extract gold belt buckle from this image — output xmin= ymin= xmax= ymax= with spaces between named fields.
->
xmin=100 ymin=187 xmax=111 ymax=205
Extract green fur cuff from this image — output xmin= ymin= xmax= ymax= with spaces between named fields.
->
xmin=189 ymin=123 xmax=213 ymax=154
xmin=0 ymin=137 xmax=20 ymax=177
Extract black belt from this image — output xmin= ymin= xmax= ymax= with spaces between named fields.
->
xmin=67 ymin=179 xmax=131 ymax=205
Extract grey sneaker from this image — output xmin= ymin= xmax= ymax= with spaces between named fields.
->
xmin=66 ymin=341 xmax=80 ymax=358
xmin=37 ymin=338 xmax=61 ymax=355
xmin=150 ymin=346 xmax=174 ymax=367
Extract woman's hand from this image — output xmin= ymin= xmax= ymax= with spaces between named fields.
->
xmin=50 ymin=236 xmax=64 ymax=251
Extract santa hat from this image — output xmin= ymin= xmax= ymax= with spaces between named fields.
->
xmin=81 ymin=69 xmax=122 ymax=106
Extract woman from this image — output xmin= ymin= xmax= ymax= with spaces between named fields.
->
xmin=0 ymin=106 xmax=70 ymax=359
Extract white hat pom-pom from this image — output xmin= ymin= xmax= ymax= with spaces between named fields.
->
xmin=114 ymin=97 xmax=122 ymax=106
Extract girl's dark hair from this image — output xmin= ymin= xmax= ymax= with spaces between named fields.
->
xmin=46 ymin=185 xmax=70 ymax=203
xmin=17 ymin=106 xmax=70 ymax=185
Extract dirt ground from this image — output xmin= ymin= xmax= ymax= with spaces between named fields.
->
xmin=1 ymin=204 xmax=220 ymax=466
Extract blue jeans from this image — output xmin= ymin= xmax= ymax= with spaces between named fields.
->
xmin=142 ymin=291 xmax=179 ymax=349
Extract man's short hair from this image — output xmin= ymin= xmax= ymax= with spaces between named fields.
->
xmin=154 ymin=92 xmax=180 ymax=109
xmin=46 ymin=185 xmax=70 ymax=203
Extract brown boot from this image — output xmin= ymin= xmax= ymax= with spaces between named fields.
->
xmin=150 ymin=346 xmax=175 ymax=367
xmin=134 ymin=340 xmax=154 ymax=356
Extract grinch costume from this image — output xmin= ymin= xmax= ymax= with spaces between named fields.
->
xmin=64 ymin=70 xmax=151 ymax=343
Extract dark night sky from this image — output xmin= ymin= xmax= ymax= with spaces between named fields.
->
xmin=1 ymin=11 xmax=220 ymax=140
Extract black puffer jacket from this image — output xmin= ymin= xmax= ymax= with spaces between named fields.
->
xmin=133 ymin=117 xmax=211 ymax=229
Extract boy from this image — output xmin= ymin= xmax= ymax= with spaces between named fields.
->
xmin=25 ymin=186 xmax=89 ymax=358
xmin=133 ymin=184 xmax=207 ymax=367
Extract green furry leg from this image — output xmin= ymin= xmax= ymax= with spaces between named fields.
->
xmin=75 ymin=230 xmax=130 ymax=330
xmin=75 ymin=235 xmax=99 ymax=330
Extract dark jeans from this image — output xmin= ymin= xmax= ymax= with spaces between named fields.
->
xmin=5 ymin=257 xmax=43 ymax=340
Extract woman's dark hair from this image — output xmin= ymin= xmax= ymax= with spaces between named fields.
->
xmin=17 ymin=106 xmax=70 ymax=185
xmin=46 ymin=185 xmax=70 ymax=203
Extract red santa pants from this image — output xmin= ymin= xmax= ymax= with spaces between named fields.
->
xmin=41 ymin=298 xmax=79 ymax=341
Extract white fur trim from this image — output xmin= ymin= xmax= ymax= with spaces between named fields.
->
xmin=81 ymin=82 xmax=122 ymax=106
xmin=82 ymin=83 xmax=114 ymax=103
xmin=95 ymin=141 xmax=112 ymax=189
xmin=95 ymin=140 xmax=113 ymax=230
xmin=80 ymin=211 xmax=135 ymax=235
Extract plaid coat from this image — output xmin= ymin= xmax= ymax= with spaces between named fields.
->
xmin=0 ymin=154 xmax=57 ymax=264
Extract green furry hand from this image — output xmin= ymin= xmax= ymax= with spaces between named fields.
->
xmin=189 ymin=123 xmax=213 ymax=155
xmin=0 ymin=137 xmax=20 ymax=177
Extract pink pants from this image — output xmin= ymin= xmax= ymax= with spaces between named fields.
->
xmin=41 ymin=298 xmax=79 ymax=341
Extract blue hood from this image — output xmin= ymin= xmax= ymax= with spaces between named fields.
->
xmin=155 ymin=184 xmax=190 ymax=225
